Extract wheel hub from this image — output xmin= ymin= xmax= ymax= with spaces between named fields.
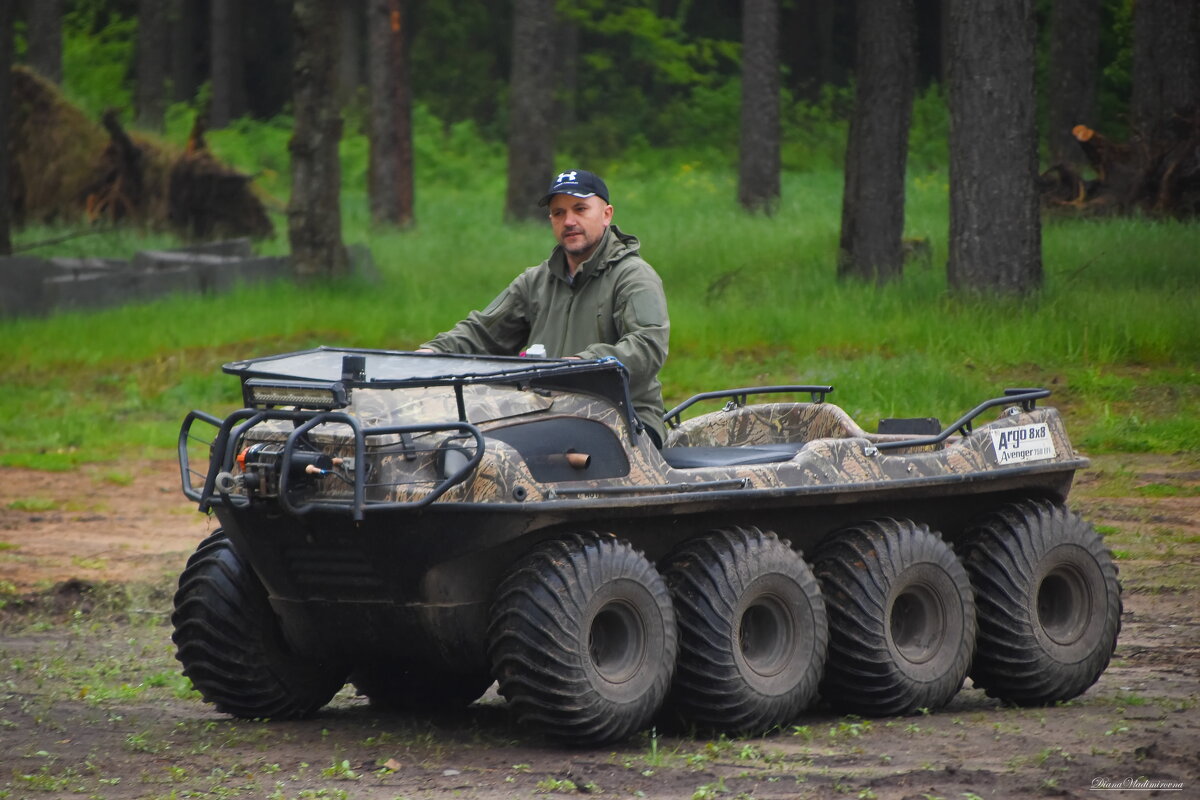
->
xmin=589 ymin=600 xmax=646 ymax=684
xmin=890 ymin=583 xmax=946 ymax=665
xmin=1038 ymin=564 xmax=1091 ymax=645
xmin=739 ymin=594 xmax=795 ymax=678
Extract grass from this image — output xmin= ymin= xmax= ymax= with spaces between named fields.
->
xmin=2 ymin=167 xmax=1198 ymax=469
xmin=5 ymin=498 xmax=60 ymax=512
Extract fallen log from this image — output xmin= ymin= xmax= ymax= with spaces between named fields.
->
xmin=1040 ymin=109 xmax=1200 ymax=217
xmin=8 ymin=66 xmax=273 ymax=239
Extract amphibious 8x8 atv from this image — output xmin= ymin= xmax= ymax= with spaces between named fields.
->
xmin=175 ymin=347 xmax=1121 ymax=744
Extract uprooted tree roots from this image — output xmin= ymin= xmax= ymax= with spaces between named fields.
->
xmin=8 ymin=66 xmax=273 ymax=240
xmin=1039 ymin=109 xmax=1200 ymax=218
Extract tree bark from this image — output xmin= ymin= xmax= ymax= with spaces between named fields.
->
xmin=210 ymin=0 xmax=246 ymax=128
xmin=23 ymin=0 xmax=62 ymax=84
xmin=1047 ymin=0 xmax=1100 ymax=166
xmin=1 ymin=0 xmax=14 ymax=255
xmin=946 ymin=0 xmax=1042 ymax=296
xmin=367 ymin=0 xmax=415 ymax=227
xmin=738 ymin=0 xmax=781 ymax=214
xmin=838 ymin=0 xmax=915 ymax=282
xmin=136 ymin=0 xmax=168 ymax=131
xmin=288 ymin=0 xmax=349 ymax=279
xmin=505 ymin=0 xmax=557 ymax=222
xmin=1131 ymin=0 xmax=1200 ymax=137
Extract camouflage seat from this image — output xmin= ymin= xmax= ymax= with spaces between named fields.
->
xmin=659 ymin=443 xmax=806 ymax=469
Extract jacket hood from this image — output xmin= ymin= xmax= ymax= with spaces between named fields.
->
xmin=547 ymin=224 xmax=641 ymax=283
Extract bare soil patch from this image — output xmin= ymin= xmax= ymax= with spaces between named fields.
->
xmin=0 ymin=459 xmax=212 ymax=591
xmin=0 ymin=454 xmax=1197 ymax=799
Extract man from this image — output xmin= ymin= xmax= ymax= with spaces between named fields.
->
xmin=418 ymin=169 xmax=670 ymax=446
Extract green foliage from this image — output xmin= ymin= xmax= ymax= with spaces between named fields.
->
xmin=410 ymin=1 xmax=511 ymax=139
xmin=557 ymin=0 xmax=740 ymax=159
xmin=60 ymin=2 xmax=136 ymax=118
xmin=39 ymin=0 xmax=1140 ymax=167
xmin=1097 ymin=0 xmax=1134 ymax=140
xmin=567 ymin=3 xmax=738 ymax=88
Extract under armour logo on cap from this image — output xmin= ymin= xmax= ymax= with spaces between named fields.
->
xmin=538 ymin=169 xmax=609 ymax=207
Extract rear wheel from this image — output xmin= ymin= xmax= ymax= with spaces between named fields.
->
xmin=664 ymin=526 xmax=827 ymax=733
xmin=487 ymin=533 xmax=677 ymax=745
xmin=171 ymin=530 xmax=347 ymax=719
xmin=814 ymin=519 xmax=976 ymax=715
xmin=961 ymin=499 xmax=1121 ymax=705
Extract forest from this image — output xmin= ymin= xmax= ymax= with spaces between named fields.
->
xmin=2 ymin=0 xmax=1198 ymax=294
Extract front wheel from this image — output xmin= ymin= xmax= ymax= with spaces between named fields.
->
xmin=663 ymin=526 xmax=827 ymax=733
xmin=961 ymin=499 xmax=1121 ymax=705
xmin=814 ymin=518 xmax=976 ymax=716
xmin=487 ymin=533 xmax=677 ymax=745
xmin=171 ymin=530 xmax=347 ymax=719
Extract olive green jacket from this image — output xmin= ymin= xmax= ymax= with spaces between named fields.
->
xmin=421 ymin=224 xmax=669 ymax=441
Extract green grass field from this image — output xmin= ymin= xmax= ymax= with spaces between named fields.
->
xmin=3 ymin=167 xmax=1198 ymax=470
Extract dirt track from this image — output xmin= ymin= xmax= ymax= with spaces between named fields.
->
xmin=0 ymin=455 xmax=1197 ymax=799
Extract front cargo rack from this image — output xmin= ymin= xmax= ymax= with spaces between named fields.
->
xmin=179 ymin=407 xmax=484 ymax=521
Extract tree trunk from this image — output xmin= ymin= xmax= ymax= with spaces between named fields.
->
xmin=23 ymin=0 xmax=62 ymax=84
xmin=210 ymin=0 xmax=246 ymax=128
xmin=136 ymin=0 xmax=168 ymax=131
xmin=1 ymin=0 xmax=13 ymax=255
xmin=1047 ymin=0 xmax=1100 ymax=166
xmin=170 ymin=0 xmax=203 ymax=103
xmin=338 ymin=1 xmax=366 ymax=106
xmin=947 ymin=0 xmax=1041 ymax=296
xmin=838 ymin=0 xmax=915 ymax=282
xmin=367 ymin=0 xmax=415 ymax=227
xmin=1131 ymin=0 xmax=1200 ymax=137
xmin=288 ymin=0 xmax=349 ymax=279
xmin=505 ymin=0 xmax=557 ymax=222
xmin=738 ymin=0 xmax=781 ymax=214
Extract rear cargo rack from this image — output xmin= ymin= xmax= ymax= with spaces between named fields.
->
xmin=874 ymin=388 xmax=1050 ymax=452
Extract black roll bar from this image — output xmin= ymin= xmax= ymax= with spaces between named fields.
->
xmin=663 ymin=385 xmax=834 ymax=429
xmin=874 ymin=388 xmax=1051 ymax=451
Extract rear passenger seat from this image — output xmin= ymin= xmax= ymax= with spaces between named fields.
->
xmin=659 ymin=442 xmax=807 ymax=469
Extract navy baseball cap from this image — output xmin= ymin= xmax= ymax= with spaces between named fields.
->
xmin=538 ymin=169 xmax=609 ymax=207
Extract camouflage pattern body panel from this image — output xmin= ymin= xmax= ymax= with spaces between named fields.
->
xmin=225 ymin=385 xmax=1084 ymax=512
xmin=664 ymin=402 xmax=870 ymax=447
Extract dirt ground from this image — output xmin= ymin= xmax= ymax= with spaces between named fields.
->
xmin=0 ymin=455 xmax=1197 ymax=799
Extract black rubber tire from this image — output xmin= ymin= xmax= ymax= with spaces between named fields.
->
xmin=487 ymin=533 xmax=677 ymax=745
xmin=814 ymin=518 xmax=976 ymax=716
xmin=663 ymin=526 xmax=827 ymax=733
xmin=351 ymin=664 xmax=492 ymax=712
xmin=961 ymin=499 xmax=1122 ymax=705
xmin=171 ymin=530 xmax=347 ymax=719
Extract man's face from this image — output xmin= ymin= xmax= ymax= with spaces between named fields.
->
xmin=548 ymin=194 xmax=613 ymax=264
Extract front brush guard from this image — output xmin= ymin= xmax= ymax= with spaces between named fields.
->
xmin=179 ymin=408 xmax=484 ymax=521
